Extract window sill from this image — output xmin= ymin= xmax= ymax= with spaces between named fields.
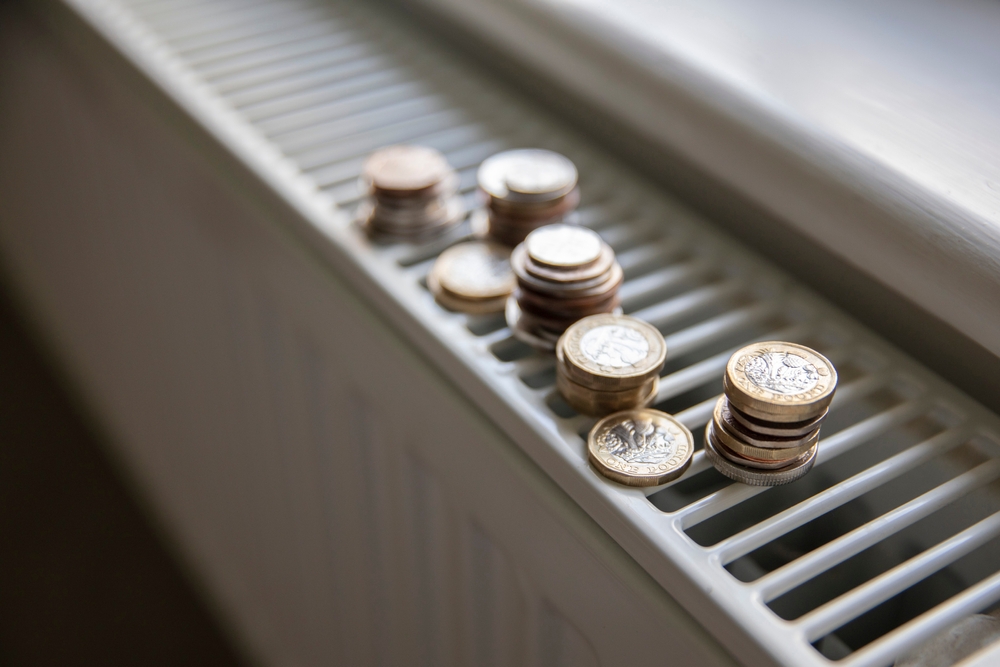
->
xmin=407 ymin=0 xmax=1000 ymax=362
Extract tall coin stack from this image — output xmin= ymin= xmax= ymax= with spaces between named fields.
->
xmin=507 ymin=224 xmax=623 ymax=350
xmin=476 ymin=149 xmax=580 ymax=247
xmin=556 ymin=314 xmax=665 ymax=416
xmin=357 ymin=145 xmax=464 ymax=242
xmin=705 ymin=342 xmax=837 ymax=486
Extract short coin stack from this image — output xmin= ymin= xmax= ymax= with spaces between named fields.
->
xmin=476 ymin=149 xmax=580 ymax=247
xmin=357 ymin=145 xmax=463 ymax=241
xmin=507 ymin=224 xmax=623 ymax=350
xmin=556 ymin=314 xmax=665 ymax=416
xmin=705 ymin=341 xmax=838 ymax=486
xmin=428 ymin=241 xmax=515 ymax=314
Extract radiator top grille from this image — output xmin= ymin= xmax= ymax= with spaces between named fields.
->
xmin=72 ymin=0 xmax=1000 ymax=664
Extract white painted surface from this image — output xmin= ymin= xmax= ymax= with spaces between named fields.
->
xmin=3 ymin=1 xmax=1000 ymax=665
xmin=413 ymin=0 xmax=1000 ymax=360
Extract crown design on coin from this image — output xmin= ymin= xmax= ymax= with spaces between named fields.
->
xmin=580 ymin=325 xmax=650 ymax=369
xmin=600 ymin=419 xmax=678 ymax=465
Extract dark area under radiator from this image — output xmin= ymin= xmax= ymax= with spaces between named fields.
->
xmin=0 ymin=277 xmax=246 ymax=667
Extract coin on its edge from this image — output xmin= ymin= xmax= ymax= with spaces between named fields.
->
xmin=725 ymin=341 xmax=837 ymax=422
xmin=588 ymin=409 xmax=693 ymax=486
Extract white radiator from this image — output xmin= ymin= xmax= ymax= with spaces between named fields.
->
xmin=2 ymin=1 xmax=1000 ymax=666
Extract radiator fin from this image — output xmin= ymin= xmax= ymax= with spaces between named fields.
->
xmin=64 ymin=0 xmax=1000 ymax=665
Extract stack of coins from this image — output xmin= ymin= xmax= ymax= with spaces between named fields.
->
xmin=705 ymin=341 xmax=838 ymax=487
xmin=476 ymin=149 xmax=580 ymax=246
xmin=588 ymin=409 xmax=694 ymax=486
xmin=357 ymin=145 xmax=464 ymax=241
xmin=556 ymin=314 xmax=665 ymax=416
xmin=507 ymin=224 xmax=623 ymax=350
xmin=428 ymin=241 xmax=515 ymax=314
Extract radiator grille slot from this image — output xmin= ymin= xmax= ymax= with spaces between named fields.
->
xmin=75 ymin=0 xmax=1000 ymax=664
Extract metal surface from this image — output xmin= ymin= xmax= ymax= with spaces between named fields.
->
xmin=21 ymin=0 xmax=1000 ymax=665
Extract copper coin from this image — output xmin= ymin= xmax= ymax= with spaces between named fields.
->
xmin=478 ymin=149 xmax=577 ymax=202
xmin=523 ymin=244 xmax=615 ymax=284
xmin=486 ymin=188 xmax=580 ymax=218
xmin=728 ymin=399 xmax=828 ymax=438
xmin=710 ymin=426 xmax=815 ymax=470
xmin=361 ymin=145 xmax=452 ymax=195
xmin=515 ymin=287 xmax=619 ymax=317
xmin=513 ymin=255 xmax=624 ymax=297
xmin=704 ymin=422 xmax=818 ymax=486
xmin=715 ymin=397 xmax=821 ymax=450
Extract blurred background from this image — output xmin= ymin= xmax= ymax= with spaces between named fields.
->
xmin=0 ymin=281 xmax=244 ymax=664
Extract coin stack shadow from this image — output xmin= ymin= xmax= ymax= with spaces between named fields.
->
xmin=508 ymin=224 xmax=623 ymax=350
xmin=705 ymin=342 xmax=838 ymax=487
xmin=477 ymin=149 xmax=580 ymax=247
xmin=358 ymin=145 xmax=464 ymax=242
xmin=556 ymin=314 xmax=665 ymax=417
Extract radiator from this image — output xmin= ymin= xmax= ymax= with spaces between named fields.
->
xmin=2 ymin=1 xmax=1000 ymax=666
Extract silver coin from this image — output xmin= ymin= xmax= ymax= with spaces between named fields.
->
xmin=704 ymin=422 xmax=817 ymax=486
xmin=478 ymin=149 xmax=577 ymax=202
xmin=524 ymin=224 xmax=603 ymax=268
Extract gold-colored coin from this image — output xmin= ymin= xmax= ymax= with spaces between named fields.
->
xmin=704 ymin=422 xmax=817 ymax=486
xmin=712 ymin=397 xmax=819 ymax=461
xmin=559 ymin=314 xmax=666 ymax=390
xmin=711 ymin=428 xmax=816 ymax=470
xmin=725 ymin=341 xmax=837 ymax=422
xmin=429 ymin=241 xmax=515 ymax=301
xmin=557 ymin=372 xmax=658 ymax=417
xmin=728 ymin=400 xmax=828 ymax=438
xmin=428 ymin=274 xmax=507 ymax=314
xmin=588 ymin=409 xmax=693 ymax=486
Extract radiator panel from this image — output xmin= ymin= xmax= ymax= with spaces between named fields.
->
xmin=4 ymin=0 xmax=1000 ymax=665
xmin=0 ymin=9 xmax=730 ymax=666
